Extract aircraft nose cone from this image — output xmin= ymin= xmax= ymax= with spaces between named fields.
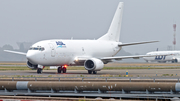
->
xmin=26 ymin=51 xmax=37 ymax=64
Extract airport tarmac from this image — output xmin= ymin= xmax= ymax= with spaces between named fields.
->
xmin=0 ymin=69 xmax=180 ymax=77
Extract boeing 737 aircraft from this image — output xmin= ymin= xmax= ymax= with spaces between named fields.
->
xmin=143 ymin=50 xmax=180 ymax=63
xmin=5 ymin=2 xmax=161 ymax=74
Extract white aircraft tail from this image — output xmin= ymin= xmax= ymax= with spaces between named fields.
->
xmin=98 ymin=2 xmax=124 ymax=42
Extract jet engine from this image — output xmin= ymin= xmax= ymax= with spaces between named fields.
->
xmin=172 ymin=58 xmax=180 ymax=63
xmin=27 ymin=61 xmax=38 ymax=69
xmin=84 ymin=58 xmax=104 ymax=71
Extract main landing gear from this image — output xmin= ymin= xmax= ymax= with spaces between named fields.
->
xmin=88 ymin=70 xmax=97 ymax=74
xmin=57 ymin=66 xmax=67 ymax=73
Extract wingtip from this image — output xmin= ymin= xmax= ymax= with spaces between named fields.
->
xmin=4 ymin=50 xmax=9 ymax=52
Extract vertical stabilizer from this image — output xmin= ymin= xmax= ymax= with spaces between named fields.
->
xmin=98 ymin=2 xmax=123 ymax=42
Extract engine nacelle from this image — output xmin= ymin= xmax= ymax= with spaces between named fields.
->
xmin=172 ymin=58 xmax=180 ymax=63
xmin=84 ymin=58 xmax=104 ymax=71
xmin=27 ymin=61 xmax=38 ymax=69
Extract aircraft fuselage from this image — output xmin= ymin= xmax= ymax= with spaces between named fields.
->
xmin=27 ymin=40 xmax=121 ymax=66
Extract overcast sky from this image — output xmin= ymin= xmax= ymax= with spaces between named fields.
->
xmin=0 ymin=0 xmax=180 ymax=54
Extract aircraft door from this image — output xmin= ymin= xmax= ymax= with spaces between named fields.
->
xmin=48 ymin=43 xmax=56 ymax=57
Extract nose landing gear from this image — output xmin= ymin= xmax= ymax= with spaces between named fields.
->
xmin=37 ymin=66 xmax=45 ymax=74
xmin=37 ymin=68 xmax=42 ymax=74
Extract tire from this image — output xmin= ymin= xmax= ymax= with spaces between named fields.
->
xmin=175 ymin=59 xmax=178 ymax=63
xmin=88 ymin=70 xmax=92 ymax=74
xmin=93 ymin=71 xmax=97 ymax=74
xmin=63 ymin=68 xmax=66 ymax=73
xmin=57 ymin=66 xmax=62 ymax=73
xmin=37 ymin=68 xmax=42 ymax=74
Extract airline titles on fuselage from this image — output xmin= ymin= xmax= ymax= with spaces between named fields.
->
xmin=56 ymin=41 xmax=66 ymax=48
xmin=155 ymin=56 xmax=166 ymax=60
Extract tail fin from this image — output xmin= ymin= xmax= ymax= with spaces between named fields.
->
xmin=98 ymin=2 xmax=124 ymax=42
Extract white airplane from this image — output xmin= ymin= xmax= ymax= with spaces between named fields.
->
xmin=4 ymin=2 xmax=160 ymax=74
xmin=143 ymin=50 xmax=180 ymax=63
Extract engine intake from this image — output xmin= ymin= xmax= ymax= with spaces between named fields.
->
xmin=172 ymin=58 xmax=180 ymax=63
xmin=84 ymin=58 xmax=104 ymax=71
xmin=27 ymin=61 xmax=38 ymax=69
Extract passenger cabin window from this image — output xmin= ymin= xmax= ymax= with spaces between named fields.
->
xmin=29 ymin=47 xmax=45 ymax=51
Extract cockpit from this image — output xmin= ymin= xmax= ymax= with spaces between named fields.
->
xmin=29 ymin=47 xmax=45 ymax=51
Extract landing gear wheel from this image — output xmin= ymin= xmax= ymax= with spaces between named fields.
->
xmin=37 ymin=68 xmax=42 ymax=74
xmin=63 ymin=68 xmax=67 ymax=73
xmin=57 ymin=66 xmax=62 ymax=73
xmin=88 ymin=70 xmax=92 ymax=74
xmin=93 ymin=71 xmax=97 ymax=74
xmin=175 ymin=59 xmax=178 ymax=63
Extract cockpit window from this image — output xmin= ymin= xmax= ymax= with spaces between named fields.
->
xmin=34 ymin=48 xmax=38 ymax=50
xmin=41 ymin=47 xmax=45 ymax=51
xmin=29 ymin=47 xmax=45 ymax=51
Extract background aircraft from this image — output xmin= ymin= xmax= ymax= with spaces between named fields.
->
xmin=143 ymin=50 xmax=180 ymax=63
xmin=5 ymin=2 xmax=161 ymax=74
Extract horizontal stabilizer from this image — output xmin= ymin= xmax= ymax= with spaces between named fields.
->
xmin=4 ymin=50 xmax=26 ymax=55
xmin=118 ymin=41 xmax=159 ymax=47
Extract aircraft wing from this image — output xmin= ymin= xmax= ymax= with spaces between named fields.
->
xmin=118 ymin=40 xmax=158 ymax=47
xmin=74 ymin=53 xmax=172 ymax=65
xmin=100 ymin=54 xmax=172 ymax=63
xmin=4 ymin=50 xmax=26 ymax=55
